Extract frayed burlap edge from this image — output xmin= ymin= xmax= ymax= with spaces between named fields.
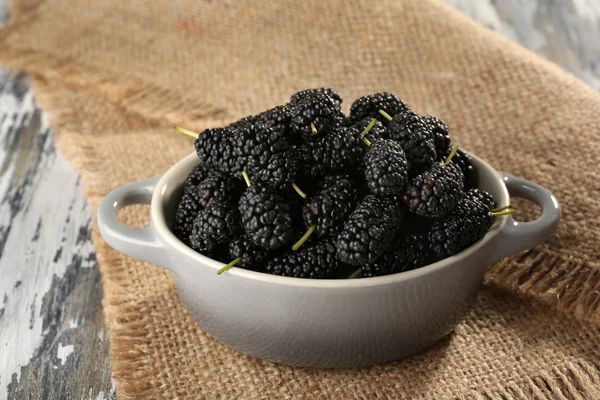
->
xmin=22 ymin=74 xmax=600 ymax=399
xmin=487 ymin=249 xmax=600 ymax=325
xmin=34 ymin=95 xmax=165 ymax=399
xmin=456 ymin=358 xmax=600 ymax=400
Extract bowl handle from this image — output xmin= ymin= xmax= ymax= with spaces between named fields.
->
xmin=489 ymin=173 xmax=561 ymax=263
xmin=97 ymin=176 xmax=169 ymax=269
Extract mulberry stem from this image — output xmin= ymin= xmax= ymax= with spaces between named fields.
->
xmin=363 ymin=138 xmax=372 ymax=147
xmin=292 ymin=183 xmax=307 ymax=199
xmin=174 ymin=126 xmax=199 ymax=138
xmin=492 ymin=204 xmax=511 ymax=212
xmin=292 ymin=224 xmax=316 ymax=251
xmin=242 ymin=171 xmax=252 ymax=187
xmin=360 ymin=118 xmax=377 ymax=136
xmin=310 ymin=122 xmax=318 ymax=134
xmin=491 ymin=209 xmax=516 ymax=216
xmin=348 ymin=268 xmax=362 ymax=279
xmin=444 ymin=145 xmax=459 ymax=165
xmin=378 ymin=109 xmax=393 ymax=121
xmin=217 ymin=257 xmax=242 ymax=275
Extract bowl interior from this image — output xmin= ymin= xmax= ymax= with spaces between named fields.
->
xmin=152 ymin=151 xmax=509 ymax=286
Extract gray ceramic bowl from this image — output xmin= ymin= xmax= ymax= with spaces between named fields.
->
xmin=98 ymin=152 xmax=560 ymax=367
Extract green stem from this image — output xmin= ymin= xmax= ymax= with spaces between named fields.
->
xmin=444 ymin=145 xmax=459 ymax=165
xmin=242 ymin=171 xmax=252 ymax=187
xmin=348 ymin=268 xmax=362 ymax=279
xmin=292 ymin=183 xmax=307 ymax=199
xmin=360 ymin=118 xmax=378 ymax=136
xmin=292 ymin=225 xmax=316 ymax=251
xmin=217 ymin=257 xmax=242 ymax=275
xmin=491 ymin=204 xmax=511 ymax=213
xmin=174 ymin=126 xmax=199 ymax=138
xmin=363 ymin=138 xmax=372 ymax=147
xmin=310 ymin=122 xmax=318 ymax=134
xmin=491 ymin=209 xmax=516 ymax=217
xmin=378 ymin=109 xmax=393 ymax=121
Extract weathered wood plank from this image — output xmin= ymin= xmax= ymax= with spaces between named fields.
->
xmin=0 ymin=0 xmax=9 ymax=25
xmin=445 ymin=0 xmax=600 ymax=90
xmin=0 ymin=72 xmax=116 ymax=399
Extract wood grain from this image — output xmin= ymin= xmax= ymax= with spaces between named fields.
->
xmin=0 ymin=73 xmax=116 ymax=398
xmin=446 ymin=0 xmax=600 ymax=90
xmin=0 ymin=0 xmax=598 ymax=398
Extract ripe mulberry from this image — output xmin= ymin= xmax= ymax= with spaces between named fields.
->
xmin=336 ymin=195 xmax=403 ymax=266
xmin=402 ymin=161 xmax=464 ymax=219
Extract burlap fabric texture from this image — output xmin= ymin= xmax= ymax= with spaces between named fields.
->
xmin=1 ymin=0 xmax=600 ymax=398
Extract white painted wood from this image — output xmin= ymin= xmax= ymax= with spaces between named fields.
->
xmin=445 ymin=0 xmax=600 ymax=90
xmin=0 ymin=72 xmax=115 ymax=400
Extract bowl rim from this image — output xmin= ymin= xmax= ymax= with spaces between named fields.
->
xmin=151 ymin=151 xmax=509 ymax=287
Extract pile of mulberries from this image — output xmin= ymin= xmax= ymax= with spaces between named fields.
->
xmin=173 ymin=89 xmax=505 ymax=279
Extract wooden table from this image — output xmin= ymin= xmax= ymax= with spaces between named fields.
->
xmin=1 ymin=1 xmax=598 ymax=398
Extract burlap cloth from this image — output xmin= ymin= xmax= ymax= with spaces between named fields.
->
xmin=2 ymin=0 xmax=600 ymax=398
